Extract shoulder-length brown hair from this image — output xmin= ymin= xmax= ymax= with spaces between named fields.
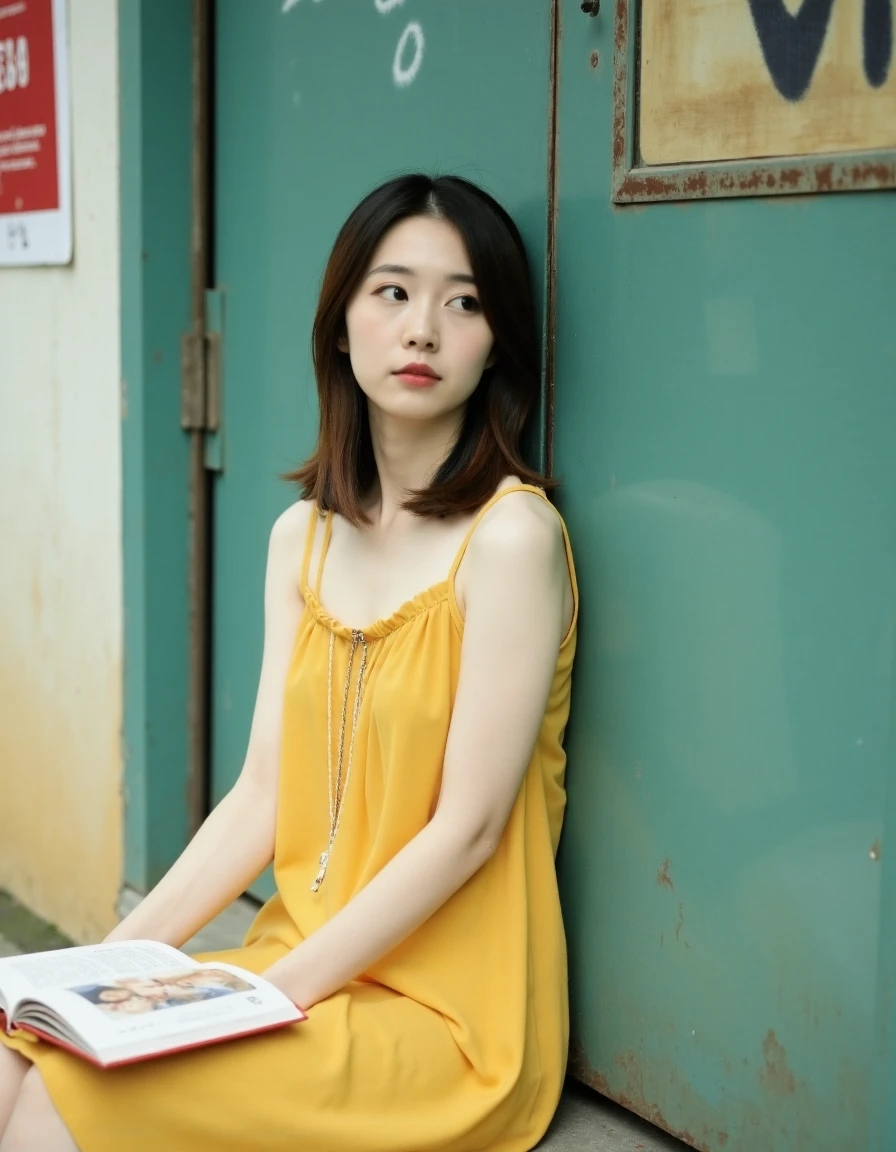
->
xmin=287 ymin=173 xmax=555 ymax=525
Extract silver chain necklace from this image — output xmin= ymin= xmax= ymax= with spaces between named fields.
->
xmin=311 ymin=628 xmax=369 ymax=892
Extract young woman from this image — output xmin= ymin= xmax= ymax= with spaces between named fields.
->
xmin=0 ymin=174 xmax=578 ymax=1152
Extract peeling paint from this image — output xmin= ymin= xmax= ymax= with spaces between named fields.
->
xmin=571 ymin=1042 xmax=718 ymax=1151
xmin=656 ymin=858 xmax=674 ymax=890
xmin=568 ymin=1032 xmax=828 ymax=1151
xmin=611 ymin=0 xmax=628 ymax=174
xmin=616 ymin=152 xmax=896 ymax=203
xmin=758 ymin=1030 xmax=797 ymax=1096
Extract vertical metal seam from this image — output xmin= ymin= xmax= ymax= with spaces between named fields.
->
xmin=186 ymin=0 xmax=212 ymax=837
xmin=868 ymin=619 xmax=896 ymax=1151
xmin=543 ymin=0 xmax=561 ymax=480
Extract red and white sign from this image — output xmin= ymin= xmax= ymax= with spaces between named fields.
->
xmin=0 ymin=0 xmax=71 ymax=265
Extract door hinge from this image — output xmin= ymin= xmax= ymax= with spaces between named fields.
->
xmin=180 ymin=288 xmax=225 ymax=471
xmin=181 ymin=328 xmax=207 ymax=431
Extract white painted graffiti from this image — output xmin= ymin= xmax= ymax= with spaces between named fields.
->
xmin=393 ymin=21 xmax=424 ymax=87
xmin=282 ymin=0 xmax=424 ymax=88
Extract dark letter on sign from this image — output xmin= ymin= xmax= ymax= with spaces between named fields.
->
xmin=864 ymin=0 xmax=893 ymax=87
xmin=747 ymin=0 xmax=836 ymax=100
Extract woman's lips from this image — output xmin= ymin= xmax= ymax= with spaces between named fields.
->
xmin=395 ymin=371 xmax=440 ymax=387
xmin=394 ymin=364 xmax=441 ymax=387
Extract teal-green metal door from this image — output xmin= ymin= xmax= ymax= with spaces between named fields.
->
xmin=210 ymin=1 xmax=554 ymax=899
xmin=553 ymin=3 xmax=896 ymax=1150
xmin=211 ymin=1 xmax=895 ymax=1146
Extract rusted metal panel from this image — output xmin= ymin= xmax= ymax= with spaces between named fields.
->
xmin=611 ymin=0 xmax=896 ymax=204
xmin=556 ymin=3 xmax=894 ymax=1150
xmin=571 ymin=1029 xmax=831 ymax=1149
xmin=570 ymin=1041 xmax=721 ymax=1151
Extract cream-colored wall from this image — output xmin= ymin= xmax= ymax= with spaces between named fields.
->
xmin=0 ymin=0 xmax=122 ymax=942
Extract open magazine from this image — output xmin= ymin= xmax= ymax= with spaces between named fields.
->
xmin=0 ymin=940 xmax=305 ymax=1068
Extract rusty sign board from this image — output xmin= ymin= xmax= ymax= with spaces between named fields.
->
xmin=640 ymin=0 xmax=896 ymax=166
xmin=613 ymin=0 xmax=896 ymax=203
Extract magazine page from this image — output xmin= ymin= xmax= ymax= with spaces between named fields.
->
xmin=0 ymin=940 xmax=191 ymax=1024
xmin=15 ymin=961 xmax=304 ymax=1066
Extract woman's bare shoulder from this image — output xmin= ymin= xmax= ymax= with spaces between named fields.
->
xmin=473 ymin=484 xmax=562 ymax=559
xmin=464 ymin=486 xmax=572 ymax=635
xmin=267 ymin=498 xmax=316 ymax=569
xmin=271 ymin=497 xmax=316 ymax=542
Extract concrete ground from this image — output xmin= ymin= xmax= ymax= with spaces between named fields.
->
xmin=0 ymin=890 xmax=687 ymax=1152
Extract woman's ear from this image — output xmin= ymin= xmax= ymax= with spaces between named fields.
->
xmin=337 ymin=332 xmax=350 ymax=353
xmin=484 ymin=346 xmax=498 ymax=370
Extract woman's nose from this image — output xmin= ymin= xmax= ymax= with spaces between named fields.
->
xmin=403 ymin=304 xmax=439 ymax=350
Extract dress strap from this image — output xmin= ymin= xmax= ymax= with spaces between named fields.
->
xmin=300 ymin=505 xmax=334 ymax=595
xmin=447 ymin=483 xmax=549 ymax=585
xmin=300 ymin=504 xmax=319 ymax=591
xmin=447 ymin=482 xmax=579 ymax=645
xmin=314 ymin=514 xmax=333 ymax=596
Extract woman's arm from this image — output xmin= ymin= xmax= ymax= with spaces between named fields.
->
xmin=264 ymin=492 xmax=569 ymax=1007
xmin=105 ymin=502 xmax=312 ymax=948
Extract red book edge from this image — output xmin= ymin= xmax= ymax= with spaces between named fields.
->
xmin=1 ymin=1006 xmax=307 ymax=1069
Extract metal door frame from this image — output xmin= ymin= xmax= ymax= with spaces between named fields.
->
xmin=119 ymin=0 xmax=202 ymax=892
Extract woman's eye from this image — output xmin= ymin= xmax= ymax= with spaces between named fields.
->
xmin=376 ymin=285 xmax=407 ymax=302
xmin=448 ymin=295 xmax=481 ymax=313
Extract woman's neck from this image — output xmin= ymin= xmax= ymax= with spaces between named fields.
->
xmin=365 ymin=404 xmax=464 ymax=528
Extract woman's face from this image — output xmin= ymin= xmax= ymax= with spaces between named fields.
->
xmin=118 ymin=978 xmax=168 ymax=1000
xmin=341 ymin=215 xmax=496 ymax=424
xmin=106 ymin=995 xmax=154 ymax=1015
xmin=162 ymin=984 xmax=201 ymax=999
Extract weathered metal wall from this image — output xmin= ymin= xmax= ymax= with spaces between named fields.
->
xmin=554 ymin=3 xmax=896 ymax=1149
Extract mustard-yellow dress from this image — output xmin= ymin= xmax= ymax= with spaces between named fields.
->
xmin=2 ymin=483 xmax=578 ymax=1152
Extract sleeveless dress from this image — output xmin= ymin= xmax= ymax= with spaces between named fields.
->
xmin=1 ymin=483 xmax=579 ymax=1152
